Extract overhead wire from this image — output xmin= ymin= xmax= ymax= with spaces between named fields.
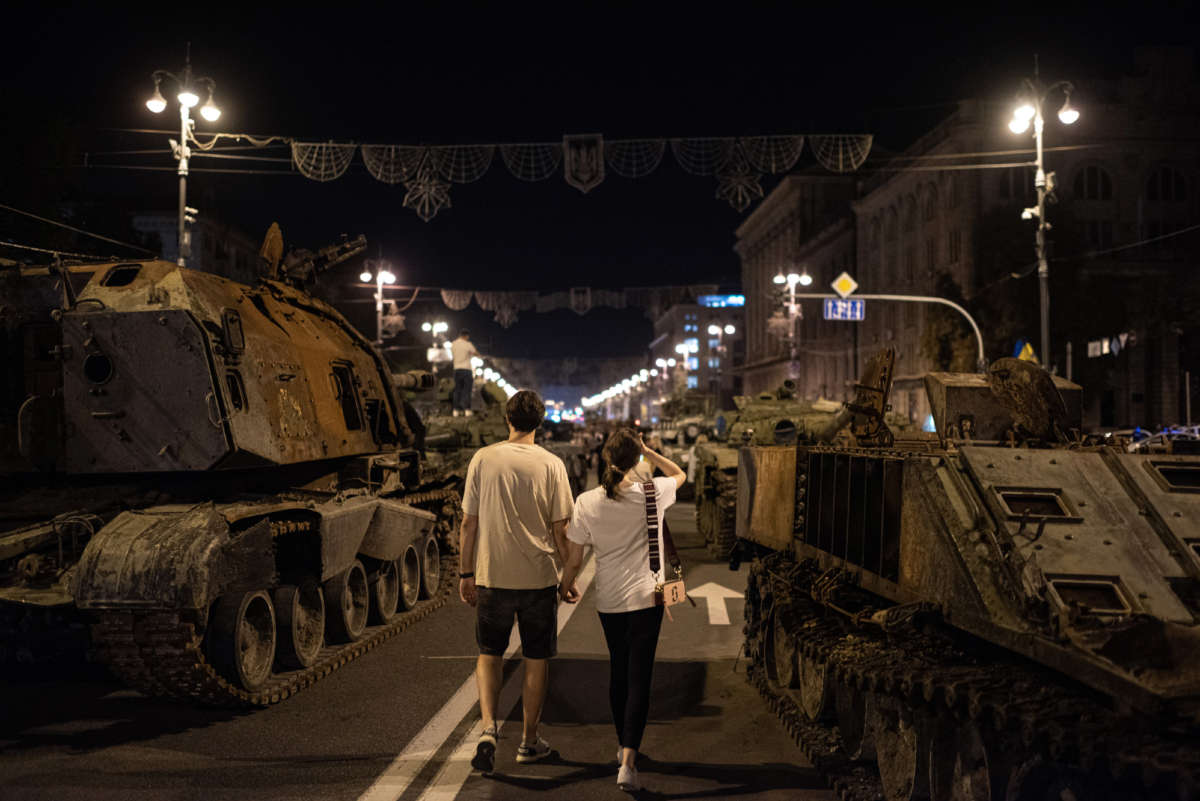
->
xmin=0 ymin=201 xmax=156 ymax=254
xmin=0 ymin=241 xmax=113 ymax=259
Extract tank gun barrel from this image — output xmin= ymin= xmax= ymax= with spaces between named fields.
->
xmin=277 ymin=235 xmax=368 ymax=285
xmin=392 ymin=370 xmax=436 ymax=391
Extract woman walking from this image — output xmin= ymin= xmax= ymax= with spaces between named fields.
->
xmin=559 ymin=428 xmax=686 ymax=792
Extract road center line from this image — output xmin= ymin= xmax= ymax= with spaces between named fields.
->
xmin=357 ymin=554 xmax=595 ymax=801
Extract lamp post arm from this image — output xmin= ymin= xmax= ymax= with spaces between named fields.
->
xmin=790 ymin=292 xmax=987 ymax=372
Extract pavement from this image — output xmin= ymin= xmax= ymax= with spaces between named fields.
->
xmin=0 ymin=494 xmax=831 ymax=801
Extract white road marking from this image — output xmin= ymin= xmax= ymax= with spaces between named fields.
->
xmin=356 ymin=555 xmax=595 ymax=801
xmin=687 ymin=581 xmax=743 ymax=625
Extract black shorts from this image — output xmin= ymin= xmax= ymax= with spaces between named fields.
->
xmin=476 ymin=585 xmax=558 ymax=659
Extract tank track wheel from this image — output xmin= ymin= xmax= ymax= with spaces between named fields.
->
xmin=398 ymin=546 xmax=421 ymax=611
xmin=324 ymin=560 xmax=369 ymax=643
xmin=929 ymin=716 xmax=1011 ymax=801
xmin=836 ymin=681 xmax=877 ymax=762
xmin=273 ymin=583 xmax=324 ymax=670
xmin=420 ymin=536 xmax=441 ymax=600
xmin=368 ymin=561 xmax=400 ymax=626
xmin=798 ymin=652 xmax=835 ymax=723
xmin=706 ymin=471 xmax=738 ymax=559
xmin=209 ymin=590 xmax=277 ymax=692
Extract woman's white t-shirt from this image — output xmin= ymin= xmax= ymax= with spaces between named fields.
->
xmin=567 ymin=476 xmax=677 ymax=613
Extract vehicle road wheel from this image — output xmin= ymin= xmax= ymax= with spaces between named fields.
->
xmin=210 ymin=590 xmax=276 ymax=691
xmin=323 ymin=560 xmax=369 ymax=643
xmin=368 ymin=560 xmax=400 ymax=625
xmin=836 ymin=683 xmax=876 ymax=761
xmin=798 ymin=652 xmax=834 ymax=722
xmin=929 ymin=718 xmax=1009 ymax=801
xmin=274 ymin=583 xmax=324 ymax=669
xmin=769 ymin=608 xmax=799 ymax=689
xmin=872 ymin=696 xmax=931 ymax=801
xmin=420 ymin=535 xmax=440 ymax=599
xmin=398 ymin=545 xmax=421 ymax=611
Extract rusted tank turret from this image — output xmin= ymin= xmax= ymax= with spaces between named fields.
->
xmin=0 ymin=230 xmax=458 ymax=705
xmin=737 ymin=355 xmax=1200 ymax=801
xmin=692 ymin=376 xmax=854 ymax=559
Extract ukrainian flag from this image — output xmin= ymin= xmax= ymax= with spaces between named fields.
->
xmin=1013 ymin=339 xmax=1039 ymax=364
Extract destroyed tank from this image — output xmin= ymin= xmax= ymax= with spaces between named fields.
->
xmin=693 ymin=378 xmax=850 ymax=559
xmin=421 ymin=381 xmax=589 ymax=497
xmin=0 ymin=230 xmax=460 ymax=705
xmin=737 ymin=353 xmax=1200 ymax=801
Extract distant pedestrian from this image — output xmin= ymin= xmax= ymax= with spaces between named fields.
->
xmin=559 ymin=428 xmax=686 ymax=792
xmin=450 ymin=329 xmax=480 ymax=417
xmin=459 ymin=389 xmax=574 ymax=774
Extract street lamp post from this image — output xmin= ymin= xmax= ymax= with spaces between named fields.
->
xmin=707 ymin=323 xmax=736 ymax=410
xmin=1009 ymin=62 xmax=1078 ymax=369
xmin=773 ymin=269 xmax=812 ymax=379
xmin=143 ymin=47 xmax=222 ymax=266
xmin=359 ymin=262 xmax=396 ymax=344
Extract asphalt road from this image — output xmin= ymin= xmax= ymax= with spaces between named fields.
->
xmin=0 ymin=498 xmax=831 ymax=801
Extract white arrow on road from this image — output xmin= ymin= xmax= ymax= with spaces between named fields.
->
xmin=687 ymin=581 xmax=743 ymax=625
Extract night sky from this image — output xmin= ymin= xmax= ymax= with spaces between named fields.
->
xmin=2 ymin=3 xmax=1197 ymax=360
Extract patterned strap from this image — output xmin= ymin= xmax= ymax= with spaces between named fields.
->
xmin=643 ymin=481 xmax=660 ymax=574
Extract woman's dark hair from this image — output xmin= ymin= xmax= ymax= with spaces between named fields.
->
xmin=601 ymin=427 xmax=642 ymax=499
xmin=506 ymin=389 xmax=544 ymax=433
xmin=459 ymin=328 xmax=470 ymax=338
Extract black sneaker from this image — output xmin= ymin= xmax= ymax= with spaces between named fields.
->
xmin=472 ymin=726 xmax=497 ymax=774
xmin=515 ymin=736 xmax=552 ymax=763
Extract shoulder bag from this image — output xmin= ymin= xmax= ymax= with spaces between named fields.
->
xmin=644 ymin=481 xmax=689 ymax=607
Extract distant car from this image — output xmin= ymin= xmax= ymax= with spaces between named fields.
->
xmin=1127 ymin=425 xmax=1200 ymax=453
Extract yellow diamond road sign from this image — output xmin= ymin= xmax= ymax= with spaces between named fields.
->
xmin=832 ymin=272 xmax=858 ymax=299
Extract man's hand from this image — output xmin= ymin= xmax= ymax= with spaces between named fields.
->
xmin=459 ymin=576 xmax=477 ymax=606
xmin=559 ymin=581 xmax=580 ymax=604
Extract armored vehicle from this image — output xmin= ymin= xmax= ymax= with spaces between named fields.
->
xmin=693 ymin=379 xmax=850 ymax=559
xmin=656 ymin=414 xmax=711 ymax=501
xmin=421 ymin=382 xmax=589 ymax=498
xmin=0 ymin=233 xmax=460 ymax=705
xmin=738 ymin=356 xmax=1200 ymax=801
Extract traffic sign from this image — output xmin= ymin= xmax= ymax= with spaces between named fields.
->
xmin=823 ymin=298 xmax=865 ymax=321
xmin=832 ymin=272 xmax=858 ymax=298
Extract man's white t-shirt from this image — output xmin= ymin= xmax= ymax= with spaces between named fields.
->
xmin=462 ymin=442 xmax=574 ymax=589
xmin=567 ymin=476 xmax=677 ymax=613
xmin=451 ymin=337 xmax=478 ymax=370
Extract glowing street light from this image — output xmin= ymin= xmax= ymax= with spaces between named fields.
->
xmin=1008 ymin=60 xmax=1078 ymax=368
xmin=143 ymin=45 xmax=221 ymax=266
xmin=360 ymin=259 xmax=397 ymax=344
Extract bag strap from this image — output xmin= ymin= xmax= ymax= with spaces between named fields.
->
xmin=642 ymin=481 xmax=661 ymax=574
xmin=662 ymin=519 xmax=682 ymax=572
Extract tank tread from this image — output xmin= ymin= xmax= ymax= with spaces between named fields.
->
xmin=707 ymin=471 xmax=738 ymax=559
xmin=747 ymin=552 xmax=1200 ymax=801
xmin=90 ymin=492 xmax=460 ymax=708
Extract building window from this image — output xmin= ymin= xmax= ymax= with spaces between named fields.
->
xmin=1083 ymin=220 xmax=1114 ymax=247
xmin=1073 ymin=165 xmax=1113 ymax=201
xmin=684 ymin=324 xmax=697 ymax=332
xmin=1000 ymin=167 xmax=1034 ymax=202
xmin=885 ymin=207 xmax=898 ymax=242
xmin=923 ymin=183 xmax=938 ymax=220
xmin=708 ymin=357 xmax=721 ymax=368
xmin=903 ymin=195 xmax=917 ymax=233
xmin=707 ymin=338 xmax=720 ymax=350
xmin=687 ymin=375 xmax=698 ymax=389
xmin=925 ymin=238 xmax=936 ymax=273
xmin=686 ymin=357 xmax=699 ymax=371
xmin=948 ymin=229 xmax=962 ymax=263
xmin=903 ymin=246 xmax=915 ymax=284
xmin=1146 ymin=166 xmax=1187 ymax=203
xmin=685 ymin=337 xmax=698 ymax=352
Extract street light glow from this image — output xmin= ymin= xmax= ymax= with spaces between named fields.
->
xmin=708 ymin=324 xmax=721 ymax=335
xmin=421 ymin=322 xmax=432 ymax=332
xmin=1014 ymin=102 xmax=1036 ymax=121
xmin=380 ymin=271 xmax=396 ymax=284
xmin=200 ymin=99 xmax=221 ymax=121
xmin=146 ymin=87 xmax=167 ymax=113
xmin=361 ymin=271 xmax=373 ymax=282
xmin=1057 ymin=97 xmax=1079 ymax=124
xmin=798 ymin=272 xmax=813 ymax=286
xmin=773 ymin=273 xmax=786 ymax=285
xmin=177 ymin=89 xmax=200 ymax=108
xmin=1009 ymin=116 xmax=1031 ymax=134
xmin=724 ymin=324 xmax=736 ymax=335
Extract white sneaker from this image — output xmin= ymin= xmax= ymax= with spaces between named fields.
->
xmin=453 ymin=410 xmax=461 ymax=417
xmin=617 ymin=764 xmax=639 ymax=792
xmin=465 ymin=410 xmax=473 ymax=417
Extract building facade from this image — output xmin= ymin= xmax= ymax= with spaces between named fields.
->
xmin=647 ymin=296 xmax=745 ymax=417
xmin=132 ymin=214 xmax=260 ymax=284
xmin=737 ymin=47 xmax=1200 ymax=430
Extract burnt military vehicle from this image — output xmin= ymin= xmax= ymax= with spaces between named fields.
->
xmin=0 ymin=231 xmax=459 ymax=705
xmin=738 ymin=356 xmax=1200 ymax=801
xmin=693 ymin=379 xmax=849 ymax=559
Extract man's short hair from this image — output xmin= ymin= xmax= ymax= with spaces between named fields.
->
xmin=506 ymin=389 xmax=544 ymax=433
xmin=459 ymin=328 xmax=470 ymax=338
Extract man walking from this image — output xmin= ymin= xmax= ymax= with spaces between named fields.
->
xmin=459 ymin=389 xmax=574 ymax=774
xmin=450 ymin=329 xmax=480 ymax=417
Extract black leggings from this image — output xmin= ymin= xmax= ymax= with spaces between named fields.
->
xmin=598 ymin=605 xmax=664 ymax=751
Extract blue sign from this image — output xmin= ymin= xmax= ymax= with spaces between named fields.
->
xmin=823 ymin=298 xmax=865 ymax=321
xmin=697 ymin=294 xmax=745 ymax=308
